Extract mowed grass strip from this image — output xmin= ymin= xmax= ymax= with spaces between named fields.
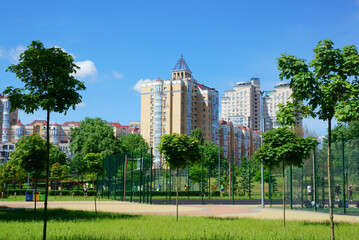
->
xmin=0 ymin=208 xmax=358 ymax=240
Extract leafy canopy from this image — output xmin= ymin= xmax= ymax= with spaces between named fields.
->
xmin=4 ymin=40 xmax=86 ymax=114
xmin=50 ymin=163 xmax=70 ymax=180
xmin=157 ymin=133 xmax=201 ymax=170
xmin=84 ymin=153 xmax=105 ymax=178
xmin=9 ymin=134 xmax=47 ymax=174
xmin=119 ymin=134 xmax=149 ymax=153
xmin=69 ymin=118 xmax=121 ymax=157
xmin=255 ymin=127 xmax=318 ymax=169
xmin=276 ymin=40 xmax=359 ymax=125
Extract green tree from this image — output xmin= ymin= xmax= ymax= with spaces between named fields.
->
xmin=119 ymin=134 xmax=149 ymax=153
xmin=9 ymin=134 xmax=47 ymax=211
xmin=4 ymin=40 xmax=85 ymax=240
xmin=84 ymin=153 xmax=104 ymax=215
xmin=50 ymin=163 xmax=70 ymax=193
xmin=0 ymin=163 xmax=23 ymax=196
xmin=190 ymin=128 xmax=204 ymax=145
xmin=50 ymin=147 xmax=68 ymax=166
xmin=202 ymin=140 xmax=220 ymax=198
xmin=188 ymin=164 xmax=208 ymax=187
xmin=157 ymin=133 xmax=201 ymax=221
xmin=276 ymin=40 xmax=359 ymax=239
xmin=237 ymin=158 xmax=255 ymax=198
xmin=255 ymin=127 xmax=318 ymax=227
xmin=69 ymin=118 xmax=120 ymax=157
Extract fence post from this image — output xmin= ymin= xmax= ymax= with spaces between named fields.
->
xmin=232 ymin=150 xmax=234 ymax=205
xmin=201 ymin=148 xmax=204 ymax=205
xmin=150 ymin=147 xmax=153 ymax=205
xmin=342 ymin=136 xmax=346 ymax=214
xmin=314 ymin=149 xmax=317 ymax=212
xmin=124 ymin=155 xmax=128 ymax=201
xmin=290 ymin=166 xmax=293 ymax=209
xmin=140 ymin=149 xmax=142 ymax=203
xmin=269 ymin=168 xmax=272 ymax=207
xmin=108 ymin=157 xmax=110 ymax=199
xmin=169 ymin=168 xmax=172 ymax=205
xmin=115 ymin=156 xmax=118 ymax=200
xmin=130 ymin=151 xmax=133 ymax=202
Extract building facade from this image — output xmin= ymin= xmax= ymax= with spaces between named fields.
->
xmin=262 ymin=82 xmax=302 ymax=131
xmin=141 ymin=56 xmax=219 ymax=166
xmin=221 ymin=78 xmax=261 ymax=131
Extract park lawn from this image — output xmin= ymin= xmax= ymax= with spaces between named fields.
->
xmin=0 ymin=208 xmax=358 ymax=240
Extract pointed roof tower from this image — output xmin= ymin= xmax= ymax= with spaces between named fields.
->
xmin=171 ymin=55 xmax=192 ymax=80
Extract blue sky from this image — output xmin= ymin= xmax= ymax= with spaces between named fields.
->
xmin=1 ymin=0 xmax=359 ymax=137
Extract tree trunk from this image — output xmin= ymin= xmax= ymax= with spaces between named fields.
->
xmin=282 ymin=161 xmax=286 ymax=227
xmin=327 ymin=119 xmax=335 ymax=240
xmin=208 ymin=169 xmax=211 ymax=199
xmin=176 ymin=168 xmax=179 ymax=222
xmin=43 ymin=109 xmax=50 ymax=240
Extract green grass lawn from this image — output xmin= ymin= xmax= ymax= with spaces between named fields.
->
xmin=0 ymin=208 xmax=358 ymax=240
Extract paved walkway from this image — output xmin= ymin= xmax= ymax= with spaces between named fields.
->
xmin=1 ymin=201 xmax=359 ymax=223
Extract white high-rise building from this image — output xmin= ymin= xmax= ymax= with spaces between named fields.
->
xmin=221 ymin=78 xmax=261 ymax=131
xmin=262 ymin=82 xmax=302 ymax=131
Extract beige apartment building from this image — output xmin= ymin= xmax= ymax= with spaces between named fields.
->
xmin=141 ymin=56 xmax=219 ymax=166
xmin=262 ymin=82 xmax=302 ymax=131
xmin=221 ymin=78 xmax=261 ymax=131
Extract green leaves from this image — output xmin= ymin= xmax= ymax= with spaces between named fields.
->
xmin=157 ymin=133 xmax=201 ymax=170
xmin=4 ymin=40 xmax=86 ymax=114
xmin=69 ymin=118 xmax=121 ymax=157
xmin=277 ymin=40 xmax=359 ymax=124
xmin=84 ymin=153 xmax=104 ymax=179
xmin=255 ymin=127 xmax=318 ymax=169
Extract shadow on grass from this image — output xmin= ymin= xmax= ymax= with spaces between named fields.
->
xmin=0 ymin=207 xmax=140 ymax=222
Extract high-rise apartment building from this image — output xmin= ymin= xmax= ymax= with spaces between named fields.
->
xmin=262 ymin=82 xmax=302 ymax=131
xmin=0 ymin=94 xmax=18 ymax=142
xmin=141 ymin=56 xmax=219 ymax=166
xmin=221 ymin=78 xmax=261 ymax=131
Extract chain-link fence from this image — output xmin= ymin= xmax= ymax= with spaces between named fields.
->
xmin=274 ymin=138 xmax=359 ymax=215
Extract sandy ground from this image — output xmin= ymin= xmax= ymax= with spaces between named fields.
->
xmin=1 ymin=201 xmax=359 ymax=223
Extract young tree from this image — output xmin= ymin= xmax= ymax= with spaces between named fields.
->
xmin=0 ymin=163 xmax=22 ymax=197
xmin=50 ymin=147 xmax=68 ymax=166
xmin=9 ymin=134 xmax=47 ymax=211
xmin=202 ymin=140 xmax=220 ymax=198
xmin=157 ymin=133 xmax=201 ymax=221
xmin=119 ymin=134 xmax=149 ymax=153
xmin=276 ymin=40 xmax=359 ymax=239
xmin=4 ymin=40 xmax=86 ymax=240
xmin=69 ymin=118 xmax=120 ymax=157
xmin=50 ymin=163 xmax=70 ymax=193
xmin=237 ymin=158 xmax=255 ymax=198
xmin=255 ymin=127 xmax=318 ymax=227
xmin=188 ymin=164 xmax=208 ymax=187
xmin=84 ymin=153 xmax=104 ymax=215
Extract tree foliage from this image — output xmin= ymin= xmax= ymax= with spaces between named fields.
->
xmin=69 ymin=118 xmax=121 ymax=157
xmin=157 ymin=133 xmax=201 ymax=170
xmin=255 ymin=128 xmax=318 ymax=169
xmin=188 ymin=164 xmax=208 ymax=185
xmin=276 ymin=40 xmax=359 ymax=238
xmin=4 ymin=40 xmax=86 ymax=239
xmin=119 ymin=134 xmax=149 ymax=153
xmin=4 ymin=40 xmax=85 ymax=114
xmin=9 ymin=134 xmax=47 ymax=174
xmin=51 ymin=163 xmax=70 ymax=180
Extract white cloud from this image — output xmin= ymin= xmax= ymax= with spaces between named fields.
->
xmin=74 ymin=60 xmax=98 ymax=79
xmin=76 ymin=102 xmax=86 ymax=107
xmin=112 ymin=71 xmax=124 ymax=79
xmin=133 ymin=79 xmax=151 ymax=92
xmin=9 ymin=46 xmax=26 ymax=63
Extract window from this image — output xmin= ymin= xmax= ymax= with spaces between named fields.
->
xmin=151 ymin=101 xmax=153 ymax=104
xmin=151 ymin=88 xmax=154 ymax=92
xmin=164 ymin=87 xmax=167 ymax=91
xmin=163 ymin=118 xmax=167 ymax=122
xmin=150 ymin=107 xmax=153 ymax=111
